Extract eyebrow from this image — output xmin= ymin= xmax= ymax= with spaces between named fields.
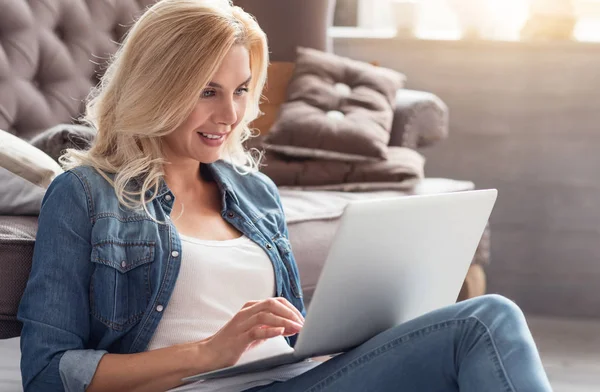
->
xmin=207 ymin=76 xmax=252 ymax=89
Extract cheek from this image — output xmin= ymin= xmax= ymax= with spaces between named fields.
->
xmin=185 ymin=104 xmax=211 ymax=128
xmin=234 ymin=98 xmax=249 ymax=128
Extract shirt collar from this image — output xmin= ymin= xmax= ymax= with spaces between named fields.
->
xmin=143 ymin=160 xmax=239 ymax=206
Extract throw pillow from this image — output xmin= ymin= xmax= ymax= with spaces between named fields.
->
xmin=0 ymin=129 xmax=63 ymax=188
xmin=30 ymin=124 xmax=97 ymax=162
xmin=0 ymin=167 xmax=46 ymax=215
xmin=250 ymin=62 xmax=295 ymax=135
xmin=264 ymin=47 xmax=406 ymax=161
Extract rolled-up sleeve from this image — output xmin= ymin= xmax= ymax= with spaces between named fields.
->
xmin=17 ymin=171 xmax=106 ymax=392
xmin=59 ymin=349 xmax=108 ymax=391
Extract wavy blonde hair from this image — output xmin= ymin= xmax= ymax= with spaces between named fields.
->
xmin=60 ymin=0 xmax=268 ymax=212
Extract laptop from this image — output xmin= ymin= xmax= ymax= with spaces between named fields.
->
xmin=182 ymin=189 xmax=498 ymax=383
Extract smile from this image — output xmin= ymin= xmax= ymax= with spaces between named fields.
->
xmin=198 ymin=132 xmax=224 ymax=140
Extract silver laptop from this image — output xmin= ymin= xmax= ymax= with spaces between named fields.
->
xmin=182 ymin=189 xmax=497 ymax=383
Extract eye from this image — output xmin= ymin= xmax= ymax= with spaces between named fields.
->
xmin=235 ymin=87 xmax=249 ymax=96
xmin=201 ymin=89 xmax=216 ymax=98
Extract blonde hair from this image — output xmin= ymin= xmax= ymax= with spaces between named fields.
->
xmin=60 ymin=0 xmax=268 ymax=212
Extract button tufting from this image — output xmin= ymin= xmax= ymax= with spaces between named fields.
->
xmin=326 ymin=110 xmax=345 ymax=121
xmin=2 ymin=0 xmax=149 ymax=139
xmin=334 ymin=82 xmax=352 ymax=96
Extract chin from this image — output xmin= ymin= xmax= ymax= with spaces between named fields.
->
xmin=195 ymin=151 xmax=223 ymax=164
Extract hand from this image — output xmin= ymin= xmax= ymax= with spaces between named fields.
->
xmin=200 ymin=297 xmax=305 ymax=370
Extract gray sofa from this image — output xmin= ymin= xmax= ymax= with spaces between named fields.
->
xmin=0 ymin=0 xmax=479 ymax=339
xmin=0 ymin=6 xmax=487 ymax=390
xmin=0 ymin=1 xmax=487 ymax=389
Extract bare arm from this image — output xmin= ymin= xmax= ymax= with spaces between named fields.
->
xmin=87 ymin=342 xmax=207 ymax=392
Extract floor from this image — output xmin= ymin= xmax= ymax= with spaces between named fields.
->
xmin=1 ymin=315 xmax=599 ymax=391
xmin=527 ymin=315 xmax=600 ymax=391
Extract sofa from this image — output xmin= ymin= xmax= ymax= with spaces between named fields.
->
xmin=0 ymin=0 xmax=489 ymax=389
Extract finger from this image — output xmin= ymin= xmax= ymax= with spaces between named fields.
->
xmin=245 ymin=326 xmax=285 ymax=344
xmin=244 ymin=311 xmax=303 ymax=334
xmin=241 ymin=300 xmax=259 ymax=309
xmin=240 ymin=298 xmax=301 ymax=325
xmin=260 ymin=298 xmax=304 ymax=324
xmin=274 ymin=297 xmax=305 ymax=323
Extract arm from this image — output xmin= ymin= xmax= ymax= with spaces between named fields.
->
xmin=87 ymin=344 xmax=208 ymax=392
xmin=18 ymin=171 xmax=105 ymax=392
xmin=389 ymin=89 xmax=449 ymax=149
xmin=18 ymin=171 xmax=303 ymax=391
xmin=88 ymin=298 xmax=304 ymax=392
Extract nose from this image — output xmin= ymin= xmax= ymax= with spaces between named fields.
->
xmin=215 ymin=97 xmax=238 ymax=126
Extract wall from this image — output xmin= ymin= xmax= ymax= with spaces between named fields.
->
xmin=333 ymin=36 xmax=600 ymax=318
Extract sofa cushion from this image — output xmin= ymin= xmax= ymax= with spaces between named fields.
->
xmin=0 ymin=129 xmax=63 ymax=188
xmin=0 ymin=0 xmax=156 ymax=139
xmin=264 ymin=47 xmax=405 ymax=161
xmin=0 ymin=216 xmax=37 ymax=339
xmin=0 ymin=168 xmax=46 ymax=216
xmin=30 ymin=124 xmax=97 ymax=162
xmin=0 ymin=337 xmax=21 ymax=391
xmin=233 ymin=0 xmax=335 ymax=62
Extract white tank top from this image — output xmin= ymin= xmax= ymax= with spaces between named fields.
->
xmin=147 ymin=233 xmax=319 ymax=392
xmin=147 ymin=233 xmax=295 ymax=363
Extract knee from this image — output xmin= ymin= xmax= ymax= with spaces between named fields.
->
xmin=467 ymin=294 xmax=526 ymax=325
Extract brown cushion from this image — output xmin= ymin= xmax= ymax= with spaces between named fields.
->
xmin=262 ymin=146 xmax=424 ymax=190
xmin=0 ymin=216 xmax=37 ymax=339
xmin=250 ymin=62 xmax=295 ymax=135
xmin=264 ymin=47 xmax=405 ymax=161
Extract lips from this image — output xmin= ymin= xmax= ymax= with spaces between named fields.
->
xmin=198 ymin=132 xmax=224 ymax=140
xmin=196 ymin=131 xmax=228 ymax=147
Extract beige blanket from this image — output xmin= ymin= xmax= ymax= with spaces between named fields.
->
xmin=261 ymin=146 xmax=425 ymax=192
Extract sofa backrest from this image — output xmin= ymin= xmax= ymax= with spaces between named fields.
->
xmin=0 ymin=0 xmax=336 ymax=340
xmin=0 ymin=0 xmax=156 ymax=140
xmin=0 ymin=0 xmax=335 ymax=141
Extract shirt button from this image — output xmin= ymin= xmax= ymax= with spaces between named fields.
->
xmin=165 ymin=194 xmax=172 ymax=201
xmin=266 ymin=244 xmax=273 ymax=249
xmin=227 ymin=211 xmax=234 ymax=218
xmin=156 ymin=305 xmax=164 ymax=312
xmin=121 ymin=261 xmax=127 ymax=268
xmin=171 ymin=250 xmax=179 ymax=257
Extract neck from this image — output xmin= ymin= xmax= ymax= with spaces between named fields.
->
xmin=162 ymin=158 xmax=209 ymax=195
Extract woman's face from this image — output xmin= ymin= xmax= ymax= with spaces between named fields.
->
xmin=162 ymin=44 xmax=252 ymax=164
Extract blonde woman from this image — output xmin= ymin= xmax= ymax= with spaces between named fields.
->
xmin=17 ymin=1 xmax=551 ymax=391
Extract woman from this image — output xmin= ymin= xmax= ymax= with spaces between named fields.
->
xmin=18 ymin=1 xmax=552 ymax=391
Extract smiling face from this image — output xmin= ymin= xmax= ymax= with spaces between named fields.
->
xmin=161 ymin=44 xmax=252 ymax=165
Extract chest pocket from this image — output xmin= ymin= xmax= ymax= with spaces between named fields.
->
xmin=273 ymin=234 xmax=303 ymax=299
xmin=90 ymin=240 xmax=155 ymax=331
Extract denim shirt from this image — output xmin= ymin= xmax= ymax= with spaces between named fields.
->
xmin=17 ymin=161 xmax=305 ymax=392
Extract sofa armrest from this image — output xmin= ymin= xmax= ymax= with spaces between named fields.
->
xmin=389 ymin=89 xmax=449 ymax=149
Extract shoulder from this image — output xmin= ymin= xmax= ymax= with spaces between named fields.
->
xmin=45 ymin=166 xmax=117 ymax=213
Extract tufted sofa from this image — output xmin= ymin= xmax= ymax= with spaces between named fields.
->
xmin=0 ymin=0 xmax=157 ymax=138
xmin=0 ymin=0 xmax=487 ymax=369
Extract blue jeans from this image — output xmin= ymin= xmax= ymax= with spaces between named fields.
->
xmin=244 ymin=295 xmax=551 ymax=392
